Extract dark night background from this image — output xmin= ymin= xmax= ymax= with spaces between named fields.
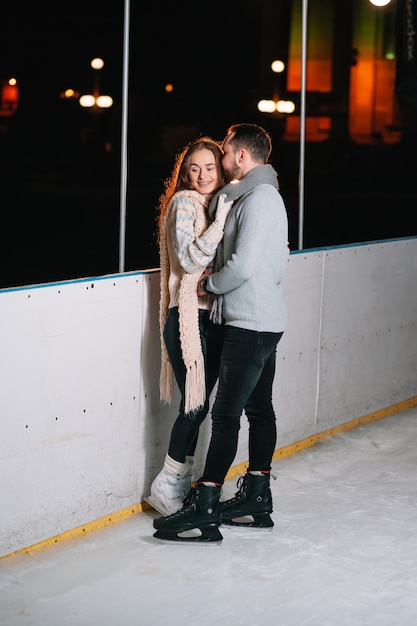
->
xmin=0 ymin=1 xmax=416 ymax=289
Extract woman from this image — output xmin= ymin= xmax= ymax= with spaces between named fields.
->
xmin=146 ymin=137 xmax=232 ymax=516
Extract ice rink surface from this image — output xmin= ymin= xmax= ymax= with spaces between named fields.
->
xmin=1 ymin=406 xmax=417 ymax=626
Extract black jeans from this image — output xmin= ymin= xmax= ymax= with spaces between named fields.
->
xmin=201 ymin=325 xmax=283 ymax=485
xmin=163 ymin=307 xmax=224 ymax=463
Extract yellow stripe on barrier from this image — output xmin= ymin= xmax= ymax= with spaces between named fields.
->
xmin=3 ymin=396 xmax=417 ymax=561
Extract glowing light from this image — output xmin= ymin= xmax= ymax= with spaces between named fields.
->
xmin=91 ymin=57 xmax=104 ymax=70
xmin=368 ymin=0 xmax=391 ymax=6
xmin=1 ymin=79 xmax=19 ymax=116
xmin=277 ymin=100 xmax=296 ymax=114
xmin=165 ymin=83 xmax=174 ymax=93
xmin=257 ymin=99 xmax=295 ymax=114
xmin=79 ymin=94 xmax=113 ymax=108
xmin=79 ymin=94 xmax=96 ymax=108
xmin=271 ymin=60 xmax=285 ymax=73
xmin=96 ymin=95 xmax=113 ymax=108
xmin=257 ymin=99 xmax=277 ymax=113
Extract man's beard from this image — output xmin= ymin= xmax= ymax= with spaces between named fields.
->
xmin=224 ymin=163 xmax=240 ymax=182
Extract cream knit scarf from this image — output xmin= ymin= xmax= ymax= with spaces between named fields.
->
xmin=159 ymin=191 xmax=209 ymax=414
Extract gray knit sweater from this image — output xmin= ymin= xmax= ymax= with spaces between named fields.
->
xmin=206 ymin=164 xmax=288 ymax=333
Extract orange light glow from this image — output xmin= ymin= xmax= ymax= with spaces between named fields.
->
xmin=0 ymin=79 xmax=19 ymax=117
xmin=284 ymin=0 xmax=401 ymax=144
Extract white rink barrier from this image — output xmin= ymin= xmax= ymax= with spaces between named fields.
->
xmin=1 ymin=237 xmax=416 ymax=557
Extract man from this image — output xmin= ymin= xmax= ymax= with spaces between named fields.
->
xmin=153 ymin=123 xmax=289 ymax=544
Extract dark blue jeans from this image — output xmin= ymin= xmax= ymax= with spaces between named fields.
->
xmin=163 ymin=307 xmax=224 ymax=463
xmin=201 ymin=325 xmax=283 ymax=485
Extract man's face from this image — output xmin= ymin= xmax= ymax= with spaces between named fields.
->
xmin=221 ymin=135 xmax=241 ymax=182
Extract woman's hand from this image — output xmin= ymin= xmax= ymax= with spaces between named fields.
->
xmin=214 ymin=194 xmax=234 ymax=229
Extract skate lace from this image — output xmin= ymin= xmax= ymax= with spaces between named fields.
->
xmin=228 ymin=475 xmax=246 ymax=504
xmin=183 ymin=486 xmax=197 ymax=508
xmin=229 ymin=472 xmax=277 ymax=504
xmin=162 ymin=486 xmax=197 ymax=521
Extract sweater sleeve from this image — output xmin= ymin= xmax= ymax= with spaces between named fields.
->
xmin=170 ymin=195 xmax=224 ymax=274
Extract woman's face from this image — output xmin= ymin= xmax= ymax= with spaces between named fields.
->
xmin=188 ymin=148 xmax=220 ymax=195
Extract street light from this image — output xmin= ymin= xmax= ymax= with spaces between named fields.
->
xmin=91 ymin=57 xmax=104 ymax=71
xmin=79 ymin=58 xmax=113 ymax=110
xmin=257 ymin=99 xmax=295 ymax=114
xmin=79 ymin=94 xmax=113 ymax=109
xmin=257 ymin=59 xmax=295 ymax=115
xmin=271 ymin=60 xmax=285 ymax=74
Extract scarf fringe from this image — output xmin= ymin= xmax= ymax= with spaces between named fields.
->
xmin=160 ymin=359 xmax=174 ymax=405
xmin=179 ymin=271 xmax=206 ymax=413
xmin=184 ymin=352 xmax=206 ymax=414
xmin=209 ymin=294 xmax=223 ymax=324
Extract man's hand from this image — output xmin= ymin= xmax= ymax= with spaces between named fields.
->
xmin=197 ymin=268 xmax=211 ymax=296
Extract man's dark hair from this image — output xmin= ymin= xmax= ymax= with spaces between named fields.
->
xmin=225 ymin=123 xmax=272 ymax=163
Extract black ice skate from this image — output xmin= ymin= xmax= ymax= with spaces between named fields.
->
xmin=220 ymin=473 xmax=275 ymax=529
xmin=153 ymin=483 xmax=223 ymax=544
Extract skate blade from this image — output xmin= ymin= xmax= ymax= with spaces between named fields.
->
xmin=153 ymin=526 xmax=223 ymax=545
xmin=221 ymin=514 xmax=274 ymax=531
